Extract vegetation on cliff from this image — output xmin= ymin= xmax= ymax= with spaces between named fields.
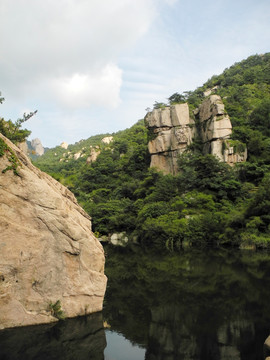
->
xmin=27 ymin=53 xmax=270 ymax=249
xmin=0 ymin=95 xmax=37 ymax=174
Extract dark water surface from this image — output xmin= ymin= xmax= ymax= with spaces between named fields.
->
xmin=1 ymin=247 xmax=270 ymax=359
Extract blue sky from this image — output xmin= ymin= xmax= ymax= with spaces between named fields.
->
xmin=0 ymin=0 xmax=269 ymax=148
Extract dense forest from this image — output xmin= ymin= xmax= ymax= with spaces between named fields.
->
xmin=2 ymin=53 xmax=270 ymax=250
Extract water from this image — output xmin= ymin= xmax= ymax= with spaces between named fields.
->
xmin=1 ymin=247 xmax=270 ymax=359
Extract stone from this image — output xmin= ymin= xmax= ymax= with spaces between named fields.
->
xmin=101 ymin=136 xmax=113 ymax=144
xmin=199 ymin=95 xmax=222 ymax=122
xmin=110 ymin=232 xmax=129 ymax=247
xmin=17 ymin=141 xmax=29 ymax=155
xmin=148 ymin=130 xmax=172 ymax=154
xmin=145 ymin=107 xmax=172 ymax=128
xmin=0 ymin=134 xmax=107 ymax=329
xmin=264 ymin=335 xmax=270 ymax=359
xmin=146 ymin=103 xmax=196 ymax=174
xmin=60 ymin=142 xmax=68 ymax=149
xmin=74 ymin=151 xmax=81 ymax=160
xmin=265 ymin=335 xmax=270 ymax=349
xmin=145 ymin=96 xmax=247 ymax=174
xmin=150 ymin=151 xmax=181 ymax=175
xmin=31 ymin=138 xmax=44 ymax=156
xmin=171 ymin=103 xmax=190 ymax=126
xmin=86 ymin=147 xmax=101 ymax=164
xmin=160 ymin=107 xmax=172 ymax=127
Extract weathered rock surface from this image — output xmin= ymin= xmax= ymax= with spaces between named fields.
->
xmin=198 ymin=95 xmax=247 ymax=163
xmin=0 ymin=134 xmax=107 ymax=329
xmin=86 ymin=146 xmax=101 ymax=164
xmin=31 ymin=138 xmax=44 ymax=156
xmin=101 ymin=136 xmax=113 ymax=144
xmin=145 ymin=104 xmax=196 ymax=174
xmin=60 ymin=141 xmax=69 ymax=149
xmin=145 ymin=96 xmax=247 ymax=174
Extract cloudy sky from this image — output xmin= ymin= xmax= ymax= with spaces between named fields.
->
xmin=1 ymin=0 xmax=269 ymax=148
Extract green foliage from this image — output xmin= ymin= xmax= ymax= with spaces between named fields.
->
xmin=49 ymin=300 xmax=65 ymax=320
xmin=0 ymin=110 xmax=36 ymax=144
xmin=249 ymin=98 xmax=270 ymax=136
xmin=153 ymin=101 xmax=167 ymax=109
xmin=0 ymin=92 xmax=36 ymax=176
xmin=34 ymin=53 xmax=270 ymax=250
xmin=0 ymin=138 xmax=21 ymax=175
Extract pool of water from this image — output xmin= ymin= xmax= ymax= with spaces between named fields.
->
xmin=1 ymin=247 xmax=270 ymax=359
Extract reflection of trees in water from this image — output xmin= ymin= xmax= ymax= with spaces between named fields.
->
xmin=103 ymin=246 xmax=270 ymax=360
xmin=0 ymin=312 xmax=106 ymax=360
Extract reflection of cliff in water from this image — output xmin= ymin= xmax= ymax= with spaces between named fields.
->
xmin=103 ymin=246 xmax=270 ymax=360
xmin=0 ymin=312 xmax=106 ymax=360
xmin=146 ymin=306 xmax=257 ymax=360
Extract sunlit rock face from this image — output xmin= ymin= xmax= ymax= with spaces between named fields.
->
xmin=145 ymin=96 xmax=247 ymax=174
xmin=60 ymin=141 xmax=69 ymax=149
xmin=31 ymin=138 xmax=44 ymax=156
xmin=101 ymin=136 xmax=113 ymax=144
xmin=145 ymin=103 xmax=196 ymax=175
xmin=0 ymin=134 xmax=107 ymax=329
xmin=86 ymin=146 xmax=101 ymax=164
xmin=198 ymin=95 xmax=247 ymax=164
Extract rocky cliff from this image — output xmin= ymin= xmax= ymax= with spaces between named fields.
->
xmin=145 ymin=96 xmax=247 ymax=174
xmin=145 ymin=103 xmax=196 ymax=174
xmin=0 ymin=134 xmax=107 ymax=329
xmin=197 ymin=95 xmax=247 ymax=164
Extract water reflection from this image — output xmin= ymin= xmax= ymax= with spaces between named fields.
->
xmin=0 ymin=312 xmax=106 ymax=360
xmin=1 ymin=248 xmax=270 ymax=360
xmin=103 ymin=246 xmax=270 ymax=360
xmin=105 ymin=330 xmax=145 ymax=360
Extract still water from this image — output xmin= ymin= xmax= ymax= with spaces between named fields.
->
xmin=1 ymin=247 xmax=270 ymax=359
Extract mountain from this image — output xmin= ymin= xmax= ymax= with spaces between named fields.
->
xmin=33 ymin=53 xmax=270 ymax=250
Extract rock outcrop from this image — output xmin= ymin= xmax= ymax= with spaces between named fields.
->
xmin=101 ymin=136 xmax=113 ymax=144
xmin=60 ymin=142 xmax=69 ymax=149
xmin=0 ymin=134 xmax=107 ymax=329
xmin=145 ymin=104 xmax=196 ymax=174
xmin=145 ymin=96 xmax=247 ymax=174
xmin=198 ymin=95 xmax=247 ymax=164
xmin=31 ymin=138 xmax=44 ymax=156
xmin=86 ymin=146 xmax=101 ymax=164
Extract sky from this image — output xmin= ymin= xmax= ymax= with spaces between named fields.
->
xmin=0 ymin=0 xmax=269 ymax=148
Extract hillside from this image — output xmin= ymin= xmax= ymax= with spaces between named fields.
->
xmin=33 ymin=53 xmax=270 ymax=250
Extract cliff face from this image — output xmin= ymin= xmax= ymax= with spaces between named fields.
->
xmin=198 ymin=95 xmax=247 ymax=164
xmin=145 ymin=96 xmax=247 ymax=174
xmin=145 ymin=103 xmax=196 ymax=174
xmin=0 ymin=134 xmax=107 ymax=329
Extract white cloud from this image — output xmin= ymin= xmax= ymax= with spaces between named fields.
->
xmin=163 ymin=0 xmax=179 ymax=6
xmin=0 ymin=0 xmax=156 ymax=107
xmin=50 ymin=64 xmax=122 ymax=109
xmin=1 ymin=0 xmax=269 ymax=148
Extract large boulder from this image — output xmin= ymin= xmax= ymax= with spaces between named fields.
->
xmin=0 ymin=134 xmax=107 ymax=329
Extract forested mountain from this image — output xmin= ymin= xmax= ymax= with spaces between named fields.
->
xmin=34 ymin=53 xmax=270 ymax=249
